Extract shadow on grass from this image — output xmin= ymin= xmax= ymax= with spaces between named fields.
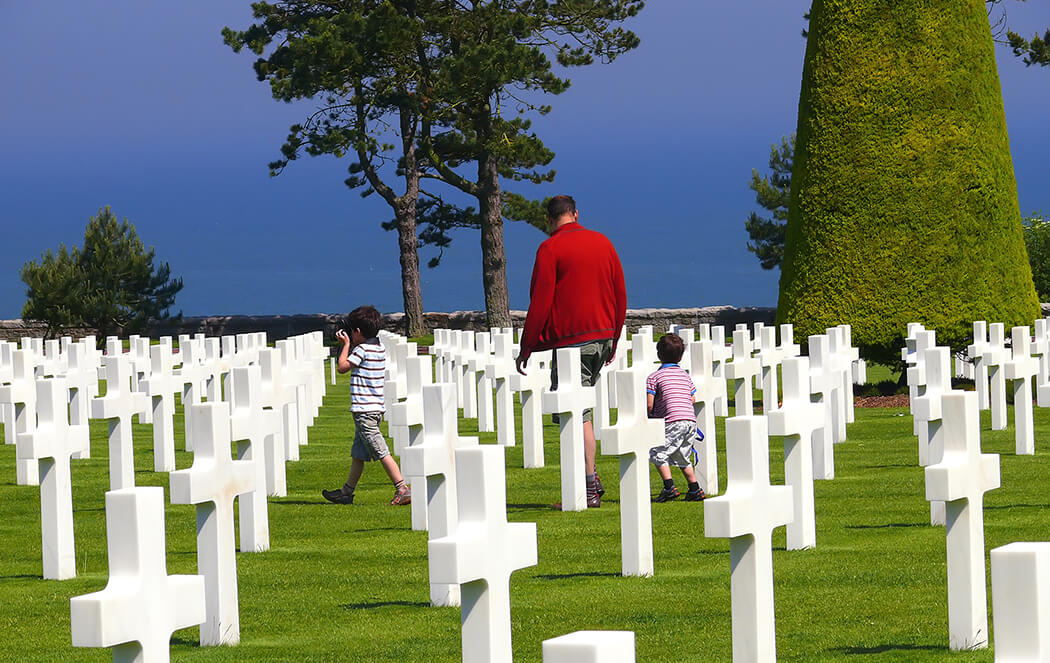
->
xmin=535 ymin=571 xmax=619 ymax=581
xmin=0 ymin=574 xmax=40 ymax=580
xmin=341 ymin=600 xmax=429 ymax=610
xmin=986 ymin=503 xmax=1050 ymax=510
xmin=272 ymin=500 xmax=319 ymax=506
xmin=833 ymin=643 xmax=941 ymax=655
xmin=170 ymin=635 xmax=197 ymax=647
xmin=860 ymin=464 xmax=913 ymax=469
xmin=507 ymin=503 xmax=556 ymax=510
xmin=846 ymin=522 xmax=924 ymax=530
xmin=352 ymin=526 xmax=404 ymax=534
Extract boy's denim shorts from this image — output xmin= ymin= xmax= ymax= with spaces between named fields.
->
xmin=351 ymin=411 xmax=390 ymax=461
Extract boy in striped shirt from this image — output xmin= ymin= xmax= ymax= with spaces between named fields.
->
xmin=647 ymin=334 xmax=705 ymax=502
xmin=322 ymin=305 xmax=411 ymax=506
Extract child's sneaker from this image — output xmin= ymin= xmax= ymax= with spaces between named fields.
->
xmin=653 ymin=485 xmax=680 ymax=502
xmin=322 ymin=488 xmax=354 ymax=505
xmin=390 ymin=484 xmax=411 ymax=505
xmin=594 ymin=472 xmax=605 ymax=497
xmin=684 ymin=487 xmax=706 ymax=502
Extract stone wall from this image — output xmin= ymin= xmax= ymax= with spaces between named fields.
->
xmin=0 ymin=306 xmax=778 ymax=344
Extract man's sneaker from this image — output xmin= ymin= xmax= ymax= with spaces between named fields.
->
xmin=586 ymin=492 xmax=601 ymax=508
xmin=594 ymin=473 xmax=605 ymax=497
xmin=684 ymin=488 xmax=707 ymax=502
xmin=390 ymin=485 xmax=411 ymax=506
xmin=322 ymin=488 xmax=354 ymax=505
xmin=653 ymin=486 xmax=681 ymax=503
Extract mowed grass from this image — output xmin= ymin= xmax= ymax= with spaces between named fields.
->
xmin=1 ymin=372 xmax=1049 ymax=662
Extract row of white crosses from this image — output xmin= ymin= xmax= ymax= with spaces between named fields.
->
xmin=906 ymin=327 xmax=1050 ymax=653
xmin=0 ymin=329 xmax=329 ymax=661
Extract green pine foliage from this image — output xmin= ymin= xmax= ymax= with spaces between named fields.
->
xmin=1023 ymin=212 xmax=1050 ymax=300
xmin=745 ymin=134 xmax=794 ymax=270
xmin=777 ymin=0 xmax=1040 ymax=364
xmin=20 ymin=207 xmax=182 ymax=339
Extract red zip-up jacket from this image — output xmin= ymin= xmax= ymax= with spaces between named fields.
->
xmin=519 ymin=222 xmax=627 ymax=360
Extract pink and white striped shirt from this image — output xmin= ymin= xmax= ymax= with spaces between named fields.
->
xmin=646 ymin=363 xmax=697 ymax=423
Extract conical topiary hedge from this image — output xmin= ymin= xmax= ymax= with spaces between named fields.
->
xmin=777 ymin=0 xmax=1040 ymax=364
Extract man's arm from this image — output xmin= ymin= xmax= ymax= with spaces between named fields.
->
xmin=517 ymin=243 xmax=556 ymax=373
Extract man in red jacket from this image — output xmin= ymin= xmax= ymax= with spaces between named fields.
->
xmin=515 ymin=195 xmax=627 ymax=508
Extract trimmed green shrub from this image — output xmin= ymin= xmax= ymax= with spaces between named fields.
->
xmin=777 ymin=0 xmax=1040 ymax=364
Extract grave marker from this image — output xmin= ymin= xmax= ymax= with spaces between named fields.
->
xmin=170 ymin=402 xmax=256 ymax=646
xmin=968 ymin=321 xmax=991 ymax=410
xmin=725 ymin=329 xmax=760 ymax=416
xmin=429 ymin=445 xmax=537 ymax=663
xmin=600 ymin=368 xmax=660 ymax=577
xmin=808 ymin=335 xmax=838 ymax=480
xmin=766 ymin=357 xmax=821 ymax=550
xmin=509 ymin=349 xmax=550 ymax=469
xmin=925 ymin=391 xmax=1000 ymax=651
xmin=402 ymin=383 xmax=480 ymax=606
xmin=70 ymin=487 xmax=206 ymax=662
xmin=1004 ymin=325 xmax=1038 ymax=455
xmin=141 ymin=344 xmax=181 ymax=473
xmin=689 ymin=339 xmax=721 ymax=496
xmin=18 ymin=377 xmax=89 ymax=579
xmin=990 ymin=541 xmax=1050 ymax=660
xmin=705 ymin=415 xmax=793 ymax=663
xmin=91 ymin=355 xmax=148 ymax=490
xmin=986 ymin=323 xmax=1009 ymax=431
xmin=388 ymin=354 xmax=434 ymax=531
xmin=230 ymin=365 xmax=271 ymax=553
xmin=487 ymin=331 xmax=517 ymax=448
xmin=542 ymin=631 xmax=635 ymax=663
xmin=0 ymin=349 xmax=41 ymax=485
xmin=542 ymin=347 xmax=595 ymax=511
xmin=913 ymin=346 xmax=953 ymax=526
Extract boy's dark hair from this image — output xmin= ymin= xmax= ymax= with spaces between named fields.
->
xmin=546 ymin=195 xmax=576 ymax=220
xmin=345 ymin=305 xmax=382 ymax=338
xmin=657 ymin=333 xmax=686 ymax=364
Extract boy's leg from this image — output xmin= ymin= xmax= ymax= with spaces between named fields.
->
xmin=343 ymin=458 xmax=365 ymax=494
xmin=379 ymin=455 xmax=405 ymax=485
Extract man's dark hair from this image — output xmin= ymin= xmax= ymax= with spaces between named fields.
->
xmin=657 ymin=333 xmax=686 ymax=364
xmin=546 ymin=195 xmax=577 ymax=220
xmin=345 ymin=305 xmax=382 ymax=338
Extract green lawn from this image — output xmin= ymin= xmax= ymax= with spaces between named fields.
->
xmin=1 ymin=374 xmax=1048 ymax=662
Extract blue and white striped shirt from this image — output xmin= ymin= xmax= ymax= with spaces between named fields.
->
xmin=349 ymin=338 xmax=386 ymax=413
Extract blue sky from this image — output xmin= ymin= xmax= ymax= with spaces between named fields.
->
xmin=2 ymin=2 xmax=1049 ymax=318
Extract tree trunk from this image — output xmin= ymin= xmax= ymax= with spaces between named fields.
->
xmin=394 ymin=201 xmax=426 ymax=337
xmin=477 ymin=152 xmax=511 ymax=328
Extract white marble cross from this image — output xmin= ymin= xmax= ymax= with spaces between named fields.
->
xmin=276 ymin=339 xmax=311 ymax=446
xmin=70 ymin=487 xmax=206 ymax=662
xmin=990 ymin=541 xmax=1050 ymax=660
xmin=175 ymin=337 xmax=206 ymax=451
xmin=766 ymin=357 xmax=821 ymax=551
xmin=169 ymin=401 xmax=257 ymax=646
xmin=828 ymin=326 xmax=855 ymax=432
xmin=837 ymin=324 xmax=863 ymax=423
xmin=229 ymin=365 xmax=271 ymax=553
xmin=906 ymin=329 xmax=937 ymax=458
xmin=402 ymin=383 xmax=480 ymax=606
xmin=470 ymin=332 xmax=496 ymax=433
xmin=388 ymin=354 xmax=434 ymax=531
xmin=259 ymin=347 xmax=295 ymax=489
xmin=542 ymin=347 xmax=596 ymax=511
xmin=91 ymin=355 xmax=148 ymax=490
xmin=129 ymin=335 xmax=153 ymax=425
xmin=756 ymin=326 xmax=780 ymax=413
xmin=382 ymin=336 xmax=411 ymax=454
xmin=629 ymin=327 xmax=658 ymax=374
xmin=705 ymin=415 xmax=793 ymax=663
xmin=912 ymin=346 xmax=953 ymax=526
xmin=487 ymin=331 xmax=517 ymax=448
xmin=1033 ymin=318 xmax=1050 ymax=387
xmin=986 ymin=323 xmax=1009 ymax=431
xmin=458 ymin=331 xmax=479 ymax=419
xmin=689 ymin=339 xmax=720 ymax=496
xmin=925 ymin=390 xmax=999 ymax=651
xmin=142 ymin=344 xmax=181 ymax=473
xmin=1004 ymin=325 xmax=1038 ymax=455
xmin=429 ymin=445 xmax=537 ymax=663
xmin=710 ymin=326 xmax=732 ymax=417
xmin=777 ymin=324 xmax=801 ymax=360
xmin=725 ymin=329 xmax=761 ymax=416
xmin=1 ymin=348 xmax=41 ymax=485
xmin=19 ymin=377 xmax=89 ymax=579
xmin=967 ymin=321 xmax=991 ymax=411
xmin=64 ymin=342 xmax=96 ymax=453
xmin=261 ymin=346 xmax=300 ymax=465
xmin=509 ymin=349 xmax=551 ymax=469
xmin=807 ymin=335 xmax=838 ymax=480
xmin=600 ymin=368 xmax=660 ymax=577
xmin=543 ymin=631 xmax=636 ymax=663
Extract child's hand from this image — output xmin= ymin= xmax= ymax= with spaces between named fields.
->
xmin=336 ymin=329 xmax=350 ymax=344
